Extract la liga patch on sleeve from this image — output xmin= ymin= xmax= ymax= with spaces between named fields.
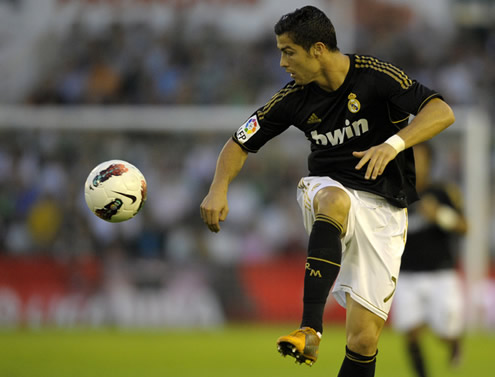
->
xmin=236 ymin=115 xmax=260 ymax=144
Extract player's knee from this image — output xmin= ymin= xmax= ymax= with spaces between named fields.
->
xmin=346 ymin=331 xmax=379 ymax=356
xmin=314 ymin=187 xmax=350 ymax=220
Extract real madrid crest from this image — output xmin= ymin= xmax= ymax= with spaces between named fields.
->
xmin=347 ymin=93 xmax=361 ymax=113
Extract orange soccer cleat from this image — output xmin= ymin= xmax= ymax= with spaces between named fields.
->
xmin=276 ymin=327 xmax=321 ymax=366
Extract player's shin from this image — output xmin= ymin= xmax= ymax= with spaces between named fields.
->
xmin=301 ymin=216 xmax=342 ymax=333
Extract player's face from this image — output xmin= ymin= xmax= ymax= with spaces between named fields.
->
xmin=276 ymin=33 xmax=320 ymax=85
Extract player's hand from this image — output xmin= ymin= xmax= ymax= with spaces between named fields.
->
xmin=353 ymin=143 xmax=398 ymax=180
xmin=200 ymin=191 xmax=229 ymax=233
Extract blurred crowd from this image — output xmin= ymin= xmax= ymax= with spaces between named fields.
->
xmin=24 ymin=15 xmax=495 ymax=113
xmin=26 ymin=22 xmax=286 ymax=106
xmin=0 ymin=130 xmax=309 ymax=261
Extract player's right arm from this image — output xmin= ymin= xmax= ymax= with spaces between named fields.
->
xmin=201 ymin=83 xmax=295 ymax=232
xmin=200 ymin=138 xmax=248 ymax=233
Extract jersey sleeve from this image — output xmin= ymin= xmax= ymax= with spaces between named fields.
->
xmin=232 ymin=83 xmax=299 ymax=153
xmin=370 ymin=58 xmax=443 ymax=115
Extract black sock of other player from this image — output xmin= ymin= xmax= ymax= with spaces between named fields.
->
xmin=300 ymin=216 xmax=342 ymax=334
xmin=337 ymin=346 xmax=377 ymax=377
xmin=407 ymin=339 xmax=427 ymax=377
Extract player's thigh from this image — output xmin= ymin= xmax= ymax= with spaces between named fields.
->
xmin=332 ymin=190 xmax=407 ymax=321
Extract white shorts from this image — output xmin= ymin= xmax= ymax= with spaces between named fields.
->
xmin=297 ymin=176 xmax=408 ymax=321
xmin=392 ymin=270 xmax=465 ymax=338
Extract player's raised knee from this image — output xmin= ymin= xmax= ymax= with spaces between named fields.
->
xmin=314 ymin=187 xmax=351 ymax=217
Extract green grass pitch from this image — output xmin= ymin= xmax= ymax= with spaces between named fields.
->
xmin=0 ymin=324 xmax=493 ymax=377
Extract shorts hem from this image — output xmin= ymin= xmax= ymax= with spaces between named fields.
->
xmin=333 ymin=285 xmax=389 ymax=322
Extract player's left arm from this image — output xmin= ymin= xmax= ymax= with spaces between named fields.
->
xmin=354 ymin=98 xmax=455 ymax=180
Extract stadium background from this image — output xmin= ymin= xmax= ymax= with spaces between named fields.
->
xmin=0 ymin=0 xmax=494 ymax=376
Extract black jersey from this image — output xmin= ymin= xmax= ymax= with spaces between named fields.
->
xmin=233 ymin=54 xmax=442 ymax=207
xmin=400 ymin=184 xmax=464 ymax=271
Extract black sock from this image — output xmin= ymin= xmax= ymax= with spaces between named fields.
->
xmin=407 ymin=339 xmax=427 ymax=377
xmin=300 ymin=216 xmax=342 ymax=333
xmin=337 ymin=346 xmax=377 ymax=377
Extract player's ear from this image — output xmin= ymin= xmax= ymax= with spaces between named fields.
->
xmin=312 ymin=42 xmax=325 ymax=57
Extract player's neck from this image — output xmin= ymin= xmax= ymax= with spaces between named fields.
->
xmin=316 ymin=52 xmax=350 ymax=92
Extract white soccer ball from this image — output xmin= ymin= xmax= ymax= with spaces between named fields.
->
xmin=84 ymin=160 xmax=147 ymax=222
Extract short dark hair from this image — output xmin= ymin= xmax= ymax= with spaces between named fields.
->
xmin=274 ymin=6 xmax=338 ymax=52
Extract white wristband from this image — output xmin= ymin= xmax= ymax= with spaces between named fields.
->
xmin=436 ymin=205 xmax=460 ymax=231
xmin=384 ymin=135 xmax=405 ymax=153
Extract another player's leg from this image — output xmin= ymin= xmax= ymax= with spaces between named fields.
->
xmin=436 ymin=272 xmax=464 ymax=368
xmin=277 ymin=187 xmax=349 ymax=365
xmin=337 ymin=294 xmax=384 ymax=377
xmin=444 ymin=337 xmax=462 ymax=368
xmin=405 ymin=328 xmax=428 ymax=377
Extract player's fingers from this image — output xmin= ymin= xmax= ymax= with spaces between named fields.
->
xmin=371 ymin=153 xmax=389 ymax=179
xmin=218 ymin=207 xmax=229 ymax=222
xmin=364 ymin=156 xmax=376 ymax=180
xmin=376 ymin=156 xmax=392 ymax=178
xmin=370 ymin=157 xmax=383 ymax=180
xmin=200 ymin=205 xmax=221 ymax=233
xmin=355 ymin=149 xmax=378 ymax=179
xmin=368 ymin=150 xmax=389 ymax=179
xmin=200 ymin=204 xmax=210 ymax=224
xmin=374 ymin=148 xmax=398 ymax=179
xmin=353 ymin=150 xmax=369 ymax=170
xmin=209 ymin=224 xmax=220 ymax=233
xmin=356 ymin=145 xmax=397 ymax=179
xmin=375 ymin=166 xmax=384 ymax=179
xmin=207 ymin=211 xmax=220 ymax=233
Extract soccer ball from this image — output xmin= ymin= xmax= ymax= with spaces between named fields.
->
xmin=84 ymin=160 xmax=147 ymax=222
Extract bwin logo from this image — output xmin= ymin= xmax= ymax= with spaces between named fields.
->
xmin=311 ymin=118 xmax=369 ymax=146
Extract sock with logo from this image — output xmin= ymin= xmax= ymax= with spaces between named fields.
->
xmin=301 ymin=215 xmax=342 ymax=334
xmin=337 ymin=346 xmax=377 ymax=377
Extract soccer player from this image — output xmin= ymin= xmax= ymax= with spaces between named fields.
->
xmin=392 ymin=142 xmax=468 ymax=377
xmin=200 ymin=6 xmax=455 ymax=376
